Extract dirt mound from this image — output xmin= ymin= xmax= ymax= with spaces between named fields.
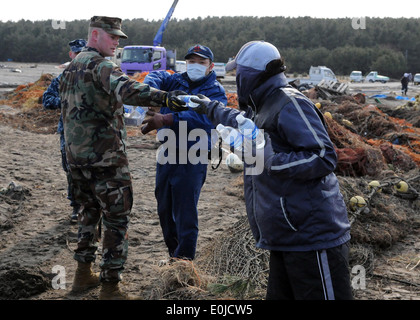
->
xmin=0 ymin=267 xmax=51 ymax=299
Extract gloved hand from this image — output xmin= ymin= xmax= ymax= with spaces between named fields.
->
xmin=141 ymin=111 xmax=174 ymax=135
xmin=163 ymin=90 xmax=189 ymax=112
xmin=190 ymin=94 xmax=211 ymax=114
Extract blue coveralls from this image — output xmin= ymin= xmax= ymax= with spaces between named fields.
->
xmin=144 ymin=70 xmax=227 ymax=259
xmin=42 ymin=74 xmax=77 ymax=208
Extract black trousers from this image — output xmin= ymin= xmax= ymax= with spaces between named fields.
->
xmin=266 ymin=242 xmax=353 ymax=300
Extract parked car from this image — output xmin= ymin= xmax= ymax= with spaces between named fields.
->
xmin=413 ymin=73 xmax=420 ymax=85
xmin=213 ymin=62 xmax=226 ymax=78
xmin=175 ymin=60 xmax=186 ymax=73
xmin=349 ymin=71 xmax=364 ymax=82
xmin=365 ymin=71 xmax=389 ymax=83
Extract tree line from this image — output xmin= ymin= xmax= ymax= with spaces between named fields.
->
xmin=1 ymin=16 xmax=419 ymax=78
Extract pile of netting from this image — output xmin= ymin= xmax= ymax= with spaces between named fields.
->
xmin=196 ymin=217 xmax=269 ymax=298
xmin=319 ymin=99 xmax=420 ymax=173
xmin=0 ymin=73 xmax=60 ymax=134
xmin=0 ymin=73 xmax=53 ymax=110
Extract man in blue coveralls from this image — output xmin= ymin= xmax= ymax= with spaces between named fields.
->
xmin=142 ymin=44 xmax=227 ymax=262
xmin=42 ymin=39 xmax=87 ymax=223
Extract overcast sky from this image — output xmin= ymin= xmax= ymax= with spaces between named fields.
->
xmin=1 ymin=0 xmax=420 ymax=22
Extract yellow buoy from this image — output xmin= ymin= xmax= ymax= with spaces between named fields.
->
xmin=394 ymin=181 xmax=409 ymax=193
xmin=368 ymin=180 xmax=382 ymax=192
xmin=349 ymin=196 xmax=366 ymax=211
xmin=342 ymin=119 xmax=353 ymax=127
xmin=324 ymin=112 xmax=332 ymax=120
xmin=315 ymin=102 xmax=321 ymax=109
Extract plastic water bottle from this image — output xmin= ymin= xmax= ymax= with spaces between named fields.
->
xmin=123 ymin=105 xmax=146 ymax=126
xmin=178 ymin=95 xmax=200 ymax=108
xmin=216 ymin=124 xmax=244 ymax=151
xmin=236 ymin=114 xmax=265 ymax=149
xmin=135 ymin=107 xmax=147 ymax=118
xmin=123 ymin=105 xmax=133 ymax=114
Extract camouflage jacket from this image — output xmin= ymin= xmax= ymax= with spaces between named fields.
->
xmin=60 ymin=47 xmax=166 ymax=168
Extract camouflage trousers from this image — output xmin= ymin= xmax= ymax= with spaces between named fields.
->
xmin=71 ymin=165 xmax=133 ymax=282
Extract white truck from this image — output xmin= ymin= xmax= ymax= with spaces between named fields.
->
xmin=288 ymin=66 xmax=337 ymax=91
xmin=213 ymin=62 xmax=226 ymax=78
xmin=175 ymin=60 xmax=186 ymax=73
xmin=365 ymin=71 xmax=389 ymax=83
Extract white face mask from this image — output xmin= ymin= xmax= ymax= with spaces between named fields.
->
xmin=187 ymin=63 xmax=207 ymax=81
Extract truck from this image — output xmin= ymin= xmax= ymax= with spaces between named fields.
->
xmin=349 ymin=70 xmax=364 ymax=83
xmin=175 ymin=60 xmax=187 ymax=73
xmin=365 ymin=71 xmax=389 ymax=83
xmin=288 ymin=66 xmax=338 ymax=91
xmin=120 ymin=46 xmax=176 ymax=75
xmin=120 ymin=0 xmax=178 ymax=76
xmin=109 ymin=47 xmax=123 ymax=66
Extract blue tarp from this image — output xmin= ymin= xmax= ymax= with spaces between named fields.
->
xmin=370 ymin=94 xmax=415 ymax=101
xmin=395 ymin=96 xmax=416 ymax=101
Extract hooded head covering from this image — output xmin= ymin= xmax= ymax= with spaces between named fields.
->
xmin=227 ymin=41 xmax=282 ymax=108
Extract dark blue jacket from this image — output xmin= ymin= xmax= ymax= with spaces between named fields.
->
xmin=144 ymin=70 xmax=227 ymax=150
xmin=206 ymin=73 xmax=351 ymax=251
xmin=42 ymin=74 xmax=65 ymax=150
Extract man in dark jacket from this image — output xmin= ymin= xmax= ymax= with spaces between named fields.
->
xmin=190 ymin=41 xmax=353 ymax=300
xmin=401 ymin=73 xmax=409 ymax=95
xmin=142 ymin=45 xmax=227 ymax=262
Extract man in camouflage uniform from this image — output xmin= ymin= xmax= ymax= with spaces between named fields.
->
xmin=43 ymin=39 xmax=87 ymax=224
xmin=60 ymin=16 xmax=186 ymax=300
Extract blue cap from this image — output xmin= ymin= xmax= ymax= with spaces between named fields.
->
xmin=184 ymin=44 xmax=214 ymax=61
xmin=68 ymin=39 xmax=87 ymax=53
xmin=225 ymin=41 xmax=281 ymax=72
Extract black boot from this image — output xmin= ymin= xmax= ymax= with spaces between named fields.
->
xmin=70 ymin=205 xmax=80 ymax=224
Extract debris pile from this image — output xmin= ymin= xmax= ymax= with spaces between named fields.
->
xmin=314 ymin=79 xmax=349 ymax=100
xmin=196 ymin=217 xmax=269 ymax=298
xmin=318 ymin=99 xmax=420 ymax=170
xmin=150 ymin=259 xmax=211 ymax=299
xmin=0 ymin=73 xmax=59 ymax=134
xmin=379 ymin=94 xmax=420 ymax=128
xmin=0 ymin=73 xmax=53 ymax=110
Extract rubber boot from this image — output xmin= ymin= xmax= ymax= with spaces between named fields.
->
xmin=71 ymin=262 xmax=100 ymax=292
xmin=99 ymin=281 xmax=143 ymax=300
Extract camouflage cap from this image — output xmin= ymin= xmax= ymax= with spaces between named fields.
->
xmin=90 ymin=16 xmax=128 ymax=39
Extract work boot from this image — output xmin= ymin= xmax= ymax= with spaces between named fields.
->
xmin=71 ymin=262 xmax=100 ymax=292
xmin=70 ymin=205 xmax=80 ymax=224
xmin=99 ymin=281 xmax=143 ymax=300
